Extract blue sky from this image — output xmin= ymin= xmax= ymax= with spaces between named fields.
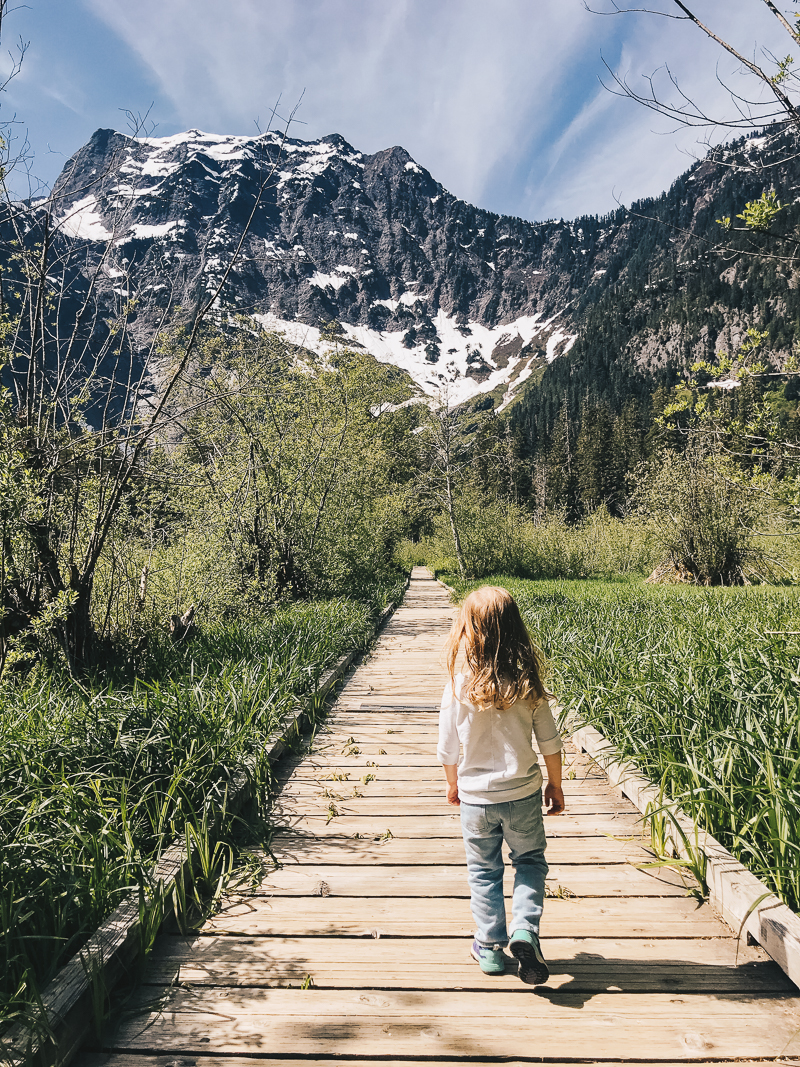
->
xmin=1 ymin=1 xmax=790 ymax=222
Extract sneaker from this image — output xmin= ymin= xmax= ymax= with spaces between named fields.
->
xmin=509 ymin=930 xmax=549 ymax=985
xmin=470 ymin=939 xmax=506 ymax=974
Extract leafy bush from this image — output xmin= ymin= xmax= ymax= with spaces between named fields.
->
xmin=397 ymin=501 xmax=657 ymax=580
xmin=634 ymin=445 xmax=770 ymax=584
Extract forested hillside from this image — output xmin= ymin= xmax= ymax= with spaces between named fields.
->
xmin=508 ymin=127 xmax=800 ymax=516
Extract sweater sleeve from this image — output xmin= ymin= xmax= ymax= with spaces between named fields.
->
xmin=437 ymin=680 xmax=460 ymax=764
xmin=532 ymin=695 xmax=562 ymax=756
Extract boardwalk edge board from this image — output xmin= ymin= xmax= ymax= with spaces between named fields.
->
xmin=570 ymin=721 xmax=800 ymax=990
xmin=0 ymin=586 xmax=409 ymax=1067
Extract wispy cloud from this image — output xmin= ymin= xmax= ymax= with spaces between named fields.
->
xmin=510 ymin=3 xmax=793 ymax=219
xmin=14 ymin=0 xmax=799 ymax=220
xmin=84 ymin=0 xmax=611 ymax=210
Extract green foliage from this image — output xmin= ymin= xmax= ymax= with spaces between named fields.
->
xmin=445 ymin=575 xmax=800 ymax=912
xmin=737 ymin=190 xmax=785 ymax=232
xmin=163 ymin=326 xmax=412 ymax=606
xmin=0 ymin=595 xmax=379 ymax=1030
xmin=398 ymin=505 xmax=657 ymax=581
xmin=771 ymin=54 xmax=795 ymax=86
xmin=633 ymin=445 xmax=771 ymax=584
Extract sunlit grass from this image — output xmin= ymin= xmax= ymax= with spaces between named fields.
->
xmin=446 ymin=575 xmax=800 ymax=913
xmin=0 ymin=594 xmax=394 ymax=1031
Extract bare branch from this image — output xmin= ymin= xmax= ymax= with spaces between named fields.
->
xmin=760 ymin=0 xmax=800 ymax=45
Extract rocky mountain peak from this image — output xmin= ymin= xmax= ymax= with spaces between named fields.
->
xmin=28 ymin=123 xmax=793 ymax=410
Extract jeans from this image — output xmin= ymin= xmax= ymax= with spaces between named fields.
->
xmin=459 ymin=789 xmax=548 ymax=947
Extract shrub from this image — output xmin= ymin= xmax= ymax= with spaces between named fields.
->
xmin=634 ymin=445 xmax=770 ymax=584
xmin=397 ymin=493 xmax=657 ymax=581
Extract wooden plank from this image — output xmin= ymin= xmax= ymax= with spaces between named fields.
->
xmin=244 ymin=862 xmax=689 ymax=897
xmin=277 ymin=781 xmax=627 ymax=799
xmin=271 ymin=813 xmax=648 ymax=837
xmin=111 ymin=987 xmax=800 ymax=1059
xmin=82 ymin=1057 xmax=800 ymax=1067
xmin=310 ymin=743 xmax=443 ymax=756
xmin=270 ymin=797 xmax=639 ymax=816
xmin=281 ymin=763 xmax=607 ymax=781
xmin=201 ymin=895 xmax=728 ymax=937
xmin=341 ymin=693 xmax=444 ymax=703
xmin=312 ymin=717 xmax=440 ymax=728
xmin=285 ymin=756 xmax=447 ymax=767
xmin=314 ymin=730 xmax=441 ymax=741
xmin=267 ymin=834 xmax=658 ymax=865
xmin=290 ymin=754 xmax=609 ymax=773
xmin=145 ymin=935 xmax=792 ymax=993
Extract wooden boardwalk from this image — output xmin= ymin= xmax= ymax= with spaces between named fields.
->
xmin=85 ymin=568 xmax=800 ymax=1067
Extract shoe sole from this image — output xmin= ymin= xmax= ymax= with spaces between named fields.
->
xmin=470 ymin=944 xmax=505 ymax=975
xmin=510 ymin=938 xmax=549 ymax=985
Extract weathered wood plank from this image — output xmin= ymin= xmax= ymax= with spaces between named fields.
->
xmin=82 ymin=1057 xmax=800 ymax=1067
xmin=271 ymin=812 xmax=648 ymax=838
xmin=144 ymin=934 xmax=792 ymax=992
xmin=270 ymin=796 xmax=639 ymax=817
xmin=277 ymin=778 xmax=617 ymax=798
xmin=201 ymin=895 xmax=726 ymax=937
xmin=245 ymin=862 xmax=689 ymax=896
xmin=318 ymin=722 xmax=439 ymax=732
xmin=281 ymin=762 xmax=607 ymax=781
xmin=111 ymin=987 xmax=800 ymax=1060
xmin=267 ymin=834 xmax=657 ymax=865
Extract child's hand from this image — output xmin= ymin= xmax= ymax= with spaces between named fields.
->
xmin=544 ymin=782 xmax=565 ymax=815
xmin=446 ymin=782 xmax=460 ymax=806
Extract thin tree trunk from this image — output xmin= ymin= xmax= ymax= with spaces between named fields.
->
xmin=445 ymin=469 xmax=466 ymax=579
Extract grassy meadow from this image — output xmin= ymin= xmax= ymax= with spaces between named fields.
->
xmin=0 ymin=588 xmax=403 ymax=1031
xmin=444 ymin=573 xmax=800 ymax=913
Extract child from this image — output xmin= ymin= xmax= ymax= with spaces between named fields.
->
xmin=437 ymin=585 xmax=564 ymax=984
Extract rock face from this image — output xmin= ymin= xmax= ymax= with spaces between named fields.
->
xmin=43 ymin=127 xmax=618 ymax=405
xmin=29 ymin=124 xmax=799 ymax=408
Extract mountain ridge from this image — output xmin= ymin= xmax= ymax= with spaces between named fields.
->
xmin=12 ymin=122 xmax=799 ymax=413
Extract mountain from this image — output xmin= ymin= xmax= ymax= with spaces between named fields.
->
xmin=10 ymin=123 xmax=800 ymax=415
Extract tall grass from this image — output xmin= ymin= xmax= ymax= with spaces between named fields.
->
xmin=446 ymin=575 xmax=800 ymax=912
xmin=397 ymin=508 xmax=658 ymax=580
xmin=399 ymin=502 xmax=800 ymax=584
xmin=0 ymin=595 xmax=386 ymax=1032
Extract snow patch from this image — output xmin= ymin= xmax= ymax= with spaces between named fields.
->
xmin=250 ymin=308 xmax=575 ymax=406
xmin=309 ymin=270 xmax=353 ymax=291
xmin=57 ymin=195 xmax=112 ymax=241
xmin=545 ymin=329 xmax=576 ymax=363
xmin=126 ymin=220 xmax=179 ymax=241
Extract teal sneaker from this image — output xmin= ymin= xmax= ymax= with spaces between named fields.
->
xmin=509 ymin=930 xmax=549 ymax=985
xmin=470 ymin=939 xmax=506 ymax=974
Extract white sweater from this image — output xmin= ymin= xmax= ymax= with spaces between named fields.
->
xmin=437 ymin=673 xmax=563 ymax=805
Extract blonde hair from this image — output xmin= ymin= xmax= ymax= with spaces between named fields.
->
xmin=445 ymin=586 xmax=545 ymax=710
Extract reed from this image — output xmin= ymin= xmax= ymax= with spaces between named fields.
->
xmin=446 ymin=575 xmax=800 ymax=912
xmin=0 ymin=595 xmax=384 ymax=1031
